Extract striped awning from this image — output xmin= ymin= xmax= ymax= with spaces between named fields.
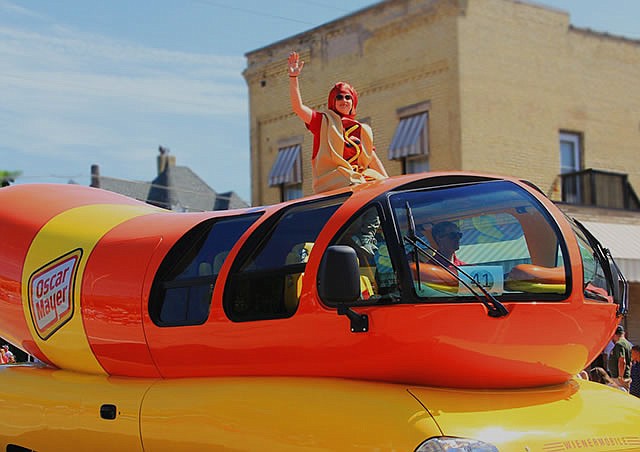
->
xmin=268 ymin=145 xmax=302 ymax=186
xmin=581 ymin=221 xmax=640 ymax=282
xmin=388 ymin=112 xmax=428 ymax=160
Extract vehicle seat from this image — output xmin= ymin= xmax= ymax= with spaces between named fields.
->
xmin=505 ymin=264 xmax=565 ymax=293
xmin=284 ymin=242 xmax=315 ymax=313
xmin=212 ymin=251 xmax=230 ymax=275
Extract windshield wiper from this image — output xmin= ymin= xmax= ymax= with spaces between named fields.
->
xmin=403 ymin=203 xmax=509 ymax=318
xmin=405 ymin=202 xmax=421 ymax=287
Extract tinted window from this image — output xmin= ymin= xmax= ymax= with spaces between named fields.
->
xmin=325 ymin=204 xmax=401 ymax=305
xmin=149 ymin=213 xmax=261 ymax=326
xmin=570 ymin=219 xmax=611 ymax=301
xmin=224 ymin=196 xmax=347 ymax=321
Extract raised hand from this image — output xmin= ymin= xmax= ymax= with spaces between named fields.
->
xmin=288 ymin=51 xmax=304 ymax=77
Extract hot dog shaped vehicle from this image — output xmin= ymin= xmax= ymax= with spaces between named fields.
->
xmin=0 ymin=171 xmax=638 ymax=451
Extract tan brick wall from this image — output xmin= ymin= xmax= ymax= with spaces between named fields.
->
xmin=245 ymin=0 xmax=640 ymax=206
xmin=245 ymin=0 xmax=465 ymax=205
xmin=457 ymin=0 xmax=640 ymax=198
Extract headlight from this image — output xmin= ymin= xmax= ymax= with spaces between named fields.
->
xmin=415 ymin=436 xmax=499 ymax=452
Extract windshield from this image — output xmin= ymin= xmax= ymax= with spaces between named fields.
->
xmin=389 ymin=180 xmax=569 ymax=301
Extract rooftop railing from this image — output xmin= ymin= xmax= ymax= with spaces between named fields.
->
xmin=560 ymin=169 xmax=640 ymax=210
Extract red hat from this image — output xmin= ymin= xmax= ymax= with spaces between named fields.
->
xmin=327 ymin=82 xmax=358 ymax=119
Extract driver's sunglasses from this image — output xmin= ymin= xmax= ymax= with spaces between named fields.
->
xmin=443 ymin=231 xmax=463 ymax=240
xmin=335 ymin=94 xmax=352 ymax=101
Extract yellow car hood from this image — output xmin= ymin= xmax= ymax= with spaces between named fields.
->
xmin=409 ymin=379 xmax=640 ymax=451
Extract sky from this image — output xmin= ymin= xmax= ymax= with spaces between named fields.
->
xmin=1 ymin=1 xmax=638 ymax=204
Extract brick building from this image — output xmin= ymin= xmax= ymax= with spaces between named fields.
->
xmin=242 ymin=0 xmax=640 ymax=340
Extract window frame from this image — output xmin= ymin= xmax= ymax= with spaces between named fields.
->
xmin=269 ymin=139 xmax=304 ymax=202
xmin=223 ymin=194 xmax=349 ymax=322
xmin=559 ymin=131 xmax=582 ymax=174
xmin=387 ymin=180 xmax=571 ymax=304
xmin=149 ymin=212 xmax=262 ymax=327
xmin=559 ymin=131 xmax=583 ymax=203
xmin=388 ymin=102 xmax=430 ymax=175
xmin=319 ymin=202 xmax=402 ymax=307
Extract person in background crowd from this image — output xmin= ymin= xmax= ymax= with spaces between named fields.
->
xmin=588 ymin=367 xmax=628 ymax=392
xmin=609 ymin=325 xmax=632 ymax=390
xmin=0 ymin=346 xmax=7 ymax=364
xmin=602 ymin=339 xmax=614 ymax=373
xmin=577 ymin=369 xmax=590 ymax=380
xmin=630 ymin=345 xmax=640 ymax=398
xmin=2 ymin=345 xmax=14 ymax=364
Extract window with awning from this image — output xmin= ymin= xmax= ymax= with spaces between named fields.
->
xmin=388 ymin=112 xmax=428 ymax=160
xmin=268 ymin=145 xmax=302 ymax=186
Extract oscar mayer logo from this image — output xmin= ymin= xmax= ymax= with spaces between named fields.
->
xmin=28 ymin=249 xmax=82 ymax=340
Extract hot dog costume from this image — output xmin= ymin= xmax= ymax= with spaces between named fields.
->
xmin=306 ymin=82 xmax=387 ymax=194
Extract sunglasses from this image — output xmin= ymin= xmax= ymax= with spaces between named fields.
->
xmin=335 ymin=94 xmax=352 ymax=101
xmin=440 ymin=231 xmax=462 ymax=240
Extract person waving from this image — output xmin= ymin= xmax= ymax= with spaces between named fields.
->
xmin=287 ymin=51 xmax=388 ymax=194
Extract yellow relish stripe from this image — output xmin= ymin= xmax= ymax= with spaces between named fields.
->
xmin=22 ymin=203 xmax=160 ymax=375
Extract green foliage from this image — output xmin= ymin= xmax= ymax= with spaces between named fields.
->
xmin=0 ymin=170 xmax=22 ymax=187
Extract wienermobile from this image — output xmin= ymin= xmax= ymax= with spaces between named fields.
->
xmin=0 ymin=171 xmax=639 ymax=451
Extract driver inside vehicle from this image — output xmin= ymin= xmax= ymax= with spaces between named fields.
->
xmin=428 ymin=221 xmax=466 ymax=267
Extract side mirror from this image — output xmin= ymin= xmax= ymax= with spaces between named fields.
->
xmin=318 ymin=245 xmax=361 ymax=304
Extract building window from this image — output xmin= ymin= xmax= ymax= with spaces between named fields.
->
xmin=559 ymin=132 xmax=581 ymax=174
xmin=283 ymin=183 xmax=303 ymax=201
xmin=268 ymin=144 xmax=303 ymax=201
xmin=559 ymin=131 xmax=582 ymax=202
xmin=388 ymin=110 xmax=429 ymax=174
xmin=404 ymin=154 xmax=429 ymax=174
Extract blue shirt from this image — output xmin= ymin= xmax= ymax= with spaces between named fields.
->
xmin=630 ymin=362 xmax=640 ymax=398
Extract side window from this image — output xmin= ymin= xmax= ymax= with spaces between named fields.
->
xmin=330 ymin=205 xmax=400 ymax=303
xmin=224 ymin=196 xmax=347 ymax=322
xmin=573 ymin=225 xmax=610 ymax=301
xmin=149 ymin=213 xmax=261 ymax=326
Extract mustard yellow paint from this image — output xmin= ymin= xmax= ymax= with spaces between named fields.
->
xmin=410 ymin=380 xmax=640 ymax=451
xmin=22 ymin=204 xmax=159 ymax=375
xmin=1 ymin=367 xmax=639 ymax=452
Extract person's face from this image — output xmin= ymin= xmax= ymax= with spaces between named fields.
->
xmin=334 ymin=92 xmax=353 ymax=116
xmin=436 ymin=226 xmax=462 ymax=250
xmin=612 ymin=333 xmax=621 ymax=343
xmin=632 ymin=349 xmax=640 ymax=363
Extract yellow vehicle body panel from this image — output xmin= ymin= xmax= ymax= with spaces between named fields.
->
xmin=0 ymin=365 xmax=438 ymax=451
xmin=0 ymin=365 xmax=149 ymax=452
xmin=411 ymin=381 xmax=640 ymax=451
xmin=2 ymin=365 xmax=640 ymax=451
xmin=140 ymin=377 xmax=436 ymax=451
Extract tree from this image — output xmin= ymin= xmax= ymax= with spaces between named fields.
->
xmin=0 ymin=170 xmax=22 ymax=187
